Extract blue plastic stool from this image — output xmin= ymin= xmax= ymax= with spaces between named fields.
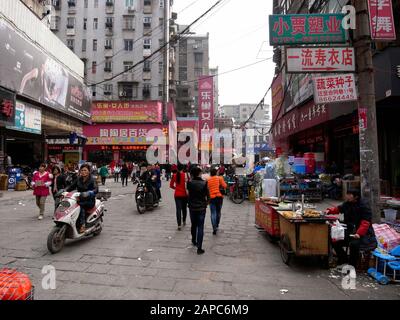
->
xmin=388 ymin=261 xmax=400 ymax=283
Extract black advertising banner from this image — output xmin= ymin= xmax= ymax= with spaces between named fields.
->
xmin=0 ymin=18 xmax=91 ymax=123
xmin=0 ymin=87 xmax=16 ymax=126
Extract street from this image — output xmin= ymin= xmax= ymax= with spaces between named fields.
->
xmin=0 ymin=181 xmax=399 ymax=300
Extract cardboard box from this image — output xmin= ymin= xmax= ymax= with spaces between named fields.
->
xmin=0 ymin=175 xmax=8 ymax=191
xmin=15 ymin=181 xmax=27 ymax=191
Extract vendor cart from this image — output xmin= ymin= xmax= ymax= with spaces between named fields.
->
xmin=255 ymin=199 xmax=280 ymax=241
xmin=278 ymin=212 xmax=336 ymax=267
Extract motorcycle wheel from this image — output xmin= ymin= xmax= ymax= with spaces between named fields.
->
xmin=137 ymin=201 xmax=146 ymax=214
xmin=47 ymin=226 xmax=66 ymax=254
xmin=93 ymin=225 xmax=103 ymax=237
xmin=231 ymin=187 xmax=245 ymax=204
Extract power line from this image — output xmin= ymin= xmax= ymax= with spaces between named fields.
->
xmin=90 ymin=0 xmax=225 ymax=87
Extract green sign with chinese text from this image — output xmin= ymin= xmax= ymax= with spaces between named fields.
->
xmin=269 ymin=14 xmax=347 ymax=46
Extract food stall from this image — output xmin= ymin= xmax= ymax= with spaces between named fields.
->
xmin=255 ymin=197 xmax=281 ymax=241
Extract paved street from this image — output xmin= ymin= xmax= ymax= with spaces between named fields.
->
xmin=0 ymin=180 xmax=399 ymax=300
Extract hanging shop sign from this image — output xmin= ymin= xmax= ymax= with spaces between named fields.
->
xmin=368 ymin=0 xmax=396 ymax=41
xmin=0 ymin=87 xmax=15 ymax=126
xmin=7 ymin=101 xmax=41 ymax=134
xmin=269 ymin=13 xmax=347 ymax=46
xmin=312 ymin=74 xmax=358 ymax=104
xmin=198 ymin=76 xmax=214 ymax=151
xmin=272 ymin=73 xmax=284 ymax=123
xmin=286 ymin=47 xmax=355 ymax=73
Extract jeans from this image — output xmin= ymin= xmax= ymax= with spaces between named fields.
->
xmin=175 ymin=197 xmax=188 ymax=226
xmin=156 ymin=187 xmax=161 ymax=200
xmin=101 ymin=177 xmax=106 ymax=185
xmin=79 ymin=197 xmax=95 ymax=227
xmin=121 ymin=176 xmax=128 ymax=186
xmin=332 ymin=236 xmax=362 ymax=267
xmin=35 ymin=196 xmax=47 ymax=215
xmin=190 ymin=210 xmax=206 ymax=250
xmin=210 ymin=197 xmax=223 ymax=231
xmin=114 ymin=173 xmax=119 ymax=182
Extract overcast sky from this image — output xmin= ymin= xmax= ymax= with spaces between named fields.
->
xmin=173 ymin=0 xmax=275 ymax=108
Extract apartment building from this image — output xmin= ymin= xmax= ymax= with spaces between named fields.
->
xmin=51 ymin=0 xmax=176 ymax=101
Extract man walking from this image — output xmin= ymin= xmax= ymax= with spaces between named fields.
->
xmin=99 ymin=164 xmax=108 ymax=186
xmin=187 ymin=166 xmax=210 ymax=255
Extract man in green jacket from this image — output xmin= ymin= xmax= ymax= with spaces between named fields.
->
xmin=99 ymin=165 xmax=109 ymax=186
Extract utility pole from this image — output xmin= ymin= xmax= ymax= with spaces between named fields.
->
xmin=163 ymin=0 xmax=170 ymax=124
xmin=353 ymin=0 xmax=380 ymax=222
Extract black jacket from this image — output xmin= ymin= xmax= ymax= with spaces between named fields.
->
xmin=52 ymin=174 xmax=67 ymax=195
xmin=187 ymin=177 xmax=210 ymax=212
xmin=120 ymin=166 xmax=129 ymax=177
xmin=66 ymin=175 xmax=99 ymax=195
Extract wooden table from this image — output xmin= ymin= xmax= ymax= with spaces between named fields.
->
xmin=278 ymin=212 xmax=336 ymax=267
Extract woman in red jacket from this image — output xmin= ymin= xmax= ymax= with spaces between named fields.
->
xmin=32 ymin=163 xmax=53 ymax=220
xmin=170 ymin=164 xmax=189 ymax=230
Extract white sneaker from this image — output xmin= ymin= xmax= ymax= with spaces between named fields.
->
xmin=38 ymin=215 xmax=43 ymax=220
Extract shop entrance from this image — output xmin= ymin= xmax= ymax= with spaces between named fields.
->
xmin=5 ymin=136 xmax=43 ymax=169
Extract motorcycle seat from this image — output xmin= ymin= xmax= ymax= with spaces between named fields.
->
xmin=86 ymin=207 xmax=97 ymax=214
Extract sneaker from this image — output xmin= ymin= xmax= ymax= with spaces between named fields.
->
xmin=79 ymin=226 xmax=86 ymax=234
xmin=197 ymin=248 xmax=205 ymax=255
xmin=213 ymin=230 xmax=217 ymax=235
xmin=38 ymin=215 xmax=43 ymax=220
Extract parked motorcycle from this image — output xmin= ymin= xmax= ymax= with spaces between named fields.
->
xmin=135 ymin=179 xmax=159 ymax=214
xmin=47 ymin=190 xmax=110 ymax=254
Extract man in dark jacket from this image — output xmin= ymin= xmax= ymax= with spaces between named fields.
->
xmin=186 ymin=166 xmax=210 ymax=255
xmin=326 ymin=188 xmax=377 ymax=267
xmin=66 ymin=164 xmax=99 ymax=233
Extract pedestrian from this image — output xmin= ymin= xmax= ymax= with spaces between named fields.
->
xmin=170 ymin=164 xmax=189 ymax=231
xmin=165 ymin=160 xmax=172 ymax=181
xmin=186 ymin=166 xmax=210 ymax=255
xmin=326 ymin=188 xmax=377 ymax=268
xmin=207 ymin=167 xmax=227 ymax=235
xmin=99 ymin=164 xmax=108 ymax=186
xmin=131 ymin=162 xmax=138 ymax=183
xmin=120 ymin=163 xmax=129 ymax=187
xmin=154 ymin=163 xmax=162 ymax=200
xmin=114 ymin=164 xmax=121 ymax=183
xmin=31 ymin=163 xmax=52 ymax=220
xmin=51 ymin=165 xmax=66 ymax=210
xmin=218 ymin=164 xmax=225 ymax=176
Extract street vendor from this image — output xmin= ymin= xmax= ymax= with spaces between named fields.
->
xmin=326 ymin=188 xmax=377 ymax=268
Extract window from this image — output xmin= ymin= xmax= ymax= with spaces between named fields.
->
xmin=119 ymin=83 xmax=137 ymax=99
xmin=143 ymin=83 xmax=151 ymax=98
xmin=159 ymin=61 xmax=163 ymax=74
xmin=194 ymin=68 xmax=202 ymax=77
xmin=123 ymin=16 xmax=134 ymax=30
xmin=67 ymin=39 xmax=74 ymax=51
xmin=143 ymin=38 xmax=151 ymax=49
xmin=143 ymin=60 xmax=151 ymax=72
xmin=83 ymin=18 xmax=87 ymax=30
xmin=67 ymin=17 xmax=75 ymax=28
xmin=158 ymin=84 xmax=163 ymax=97
xmin=194 ymin=52 xmax=203 ymax=65
xmin=93 ymin=18 xmax=98 ymax=30
xmin=104 ymin=84 xmax=113 ymax=95
xmin=93 ymin=39 xmax=97 ymax=51
xmin=92 ymin=84 xmax=96 ymax=97
xmin=124 ymin=39 xmax=134 ymax=51
xmin=125 ymin=0 xmax=134 ymax=6
xmin=82 ymin=39 xmax=86 ymax=52
xmin=84 ymin=0 xmax=88 ymax=8
xmin=104 ymin=60 xmax=112 ymax=72
xmin=144 ymin=0 xmax=152 ymax=6
xmin=124 ymin=61 xmax=133 ymax=72
xmin=105 ymin=39 xmax=112 ymax=49
xmin=92 ymin=61 xmax=97 ymax=74
xmin=159 ymin=0 xmax=164 ymax=8
xmin=143 ymin=16 xmax=152 ymax=28
xmin=106 ymin=17 xmax=113 ymax=28
xmin=94 ymin=0 xmax=98 ymax=8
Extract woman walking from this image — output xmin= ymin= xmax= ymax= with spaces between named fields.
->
xmin=99 ymin=164 xmax=108 ymax=186
xmin=51 ymin=165 xmax=66 ymax=210
xmin=114 ymin=165 xmax=121 ymax=183
xmin=187 ymin=166 xmax=210 ymax=255
xmin=207 ymin=168 xmax=227 ymax=235
xmin=32 ymin=163 xmax=52 ymax=220
xmin=170 ymin=164 xmax=189 ymax=231
xmin=120 ymin=163 xmax=129 ymax=187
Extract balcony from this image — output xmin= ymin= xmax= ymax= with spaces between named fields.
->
xmin=143 ymin=71 xmax=151 ymax=80
xmin=104 ymin=71 xmax=113 ymax=80
xmin=142 ymin=90 xmax=151 ymax=99
xmin=104 ymin=91 xmax=112 ymax=96
xmin=121 ymin=73 xmax=136 ymax=82
xmin=67 ymin=1 xmax=76 ymax=7
xmin=144 ymin=6 xmax=152 ymax=14
xmin=53 ymin=0 xmax=61 ymax=10
xmin=106 ymin=1 xmax=114 ymax=14
xmin=105 ymin=22 xmax=113 ymax=29
xmin=143 ymin=49 xmax=151 ymax=57
xmin=106 ymin=0 xmax=114 ymax=6
xmin=104 ymin=67 xmax=112 ymax=72
xmin=105 ymin=28 xmax=113 ymax=36
xmin=66 ymin=27 xmax=75 ymax=36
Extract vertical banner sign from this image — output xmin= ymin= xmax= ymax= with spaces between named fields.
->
xmin=271 ymin=73 xmax=284 ymax=123
xmin=198 ymin=76 xmax=214 ymax=151
xmin=359 ymin=108 xmax=368 ymax=130
xmin=368 ymin=0 xmax=396 ymax=41
xmin=313 ymin=74 xmax=358 ymax=104
xmin=0 ymin=87 xmax=16 ymax=126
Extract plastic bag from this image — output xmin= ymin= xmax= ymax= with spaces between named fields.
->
xmin=331 ymin=220 xmax=346 ymax=242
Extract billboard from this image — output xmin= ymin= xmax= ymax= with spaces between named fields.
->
xmin=0 ymin=18 xmax=91 ymax=123
xmin=91 ymin=101 xmax=163 ymax=123
xmin=286 ymin=47 xmax=355 ymax=73
xmin=313 ymin=74 xmax=358 ymax=104
xmin=7 ymin=100 xmax=41 ymax=134
xmin=368 ymin=0 xmax=396 ymax=41
xmin=269 ymin=14 xmax=347 ymax=46
xmin=198 ymin=76 xmax=214 ymax=150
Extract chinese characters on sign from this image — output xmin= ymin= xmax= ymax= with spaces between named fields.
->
xmin=99 ymin=128 xmax=150 ymax=138
xmin=269 ymin=14 xmax=347 ymax=46
xmin=359 ymin=108 xmax=368 ymax=130
xmin=272 ymin=73 xmax=284 ymax=122
xmin=286 ymin=47 xmax=355 ymax=73
xmin=0 ymin=88 xmax=15 ymax=126
xmin=198 ymin=76 xmax=214 ymax=150
xmin=312 ymin=74 xmax=358 ymax=104
xmin=368 ymin=0 xmax=396 ymax=40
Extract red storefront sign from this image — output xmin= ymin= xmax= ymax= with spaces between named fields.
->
xmin=198 ymin=76 xmax=214 ymax=150
xmin=368 ymin=0 xmax=396 ymax=40
xmin=0 ymin=88 xmax=15 ymax=126
xmin=272 ymin=73 xmax=284 ymax=122
xmin=313 ymin=74 xmax=358 ymax=104
xmin=286 ymin=47 xmax=355 ymax=73
xmin=91 ymin=101 xmax=163 ymax=123
xmin=273 ymin=101 xmax=330 ymax=141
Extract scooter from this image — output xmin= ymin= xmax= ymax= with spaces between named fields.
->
xmin=135 ymin=179 xmax=159 ymax=214
xmin=47 ymin=190 xmax=110 ymax=254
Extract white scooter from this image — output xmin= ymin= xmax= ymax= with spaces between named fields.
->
xmin=47 ymin=190 xmax=110 ymax=254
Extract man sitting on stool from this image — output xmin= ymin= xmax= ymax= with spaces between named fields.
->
xmin=326 ymin=188 xmax=377 ymax=268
